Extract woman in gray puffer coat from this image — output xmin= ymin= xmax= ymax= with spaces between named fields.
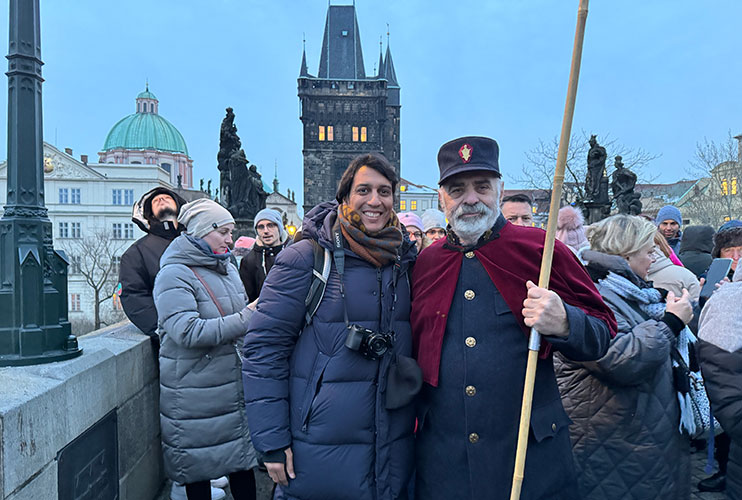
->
xmin=555 ymin=215 xmax=694 ymax=500
xmin=154 ymin=199 xmax=257 ymax=500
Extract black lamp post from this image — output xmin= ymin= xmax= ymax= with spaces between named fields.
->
xmin=0 ymin=0 xmax=81 ymax=365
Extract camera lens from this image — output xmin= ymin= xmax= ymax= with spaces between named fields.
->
xmin=368 ymin=335 xmax=389 ymax=357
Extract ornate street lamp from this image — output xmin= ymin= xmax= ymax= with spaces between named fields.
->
xmin=0 ymin=0 xmax=81 ymax=365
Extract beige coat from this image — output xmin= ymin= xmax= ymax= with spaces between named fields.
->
xmin=648 ymin=252 xmax=700 ymax=301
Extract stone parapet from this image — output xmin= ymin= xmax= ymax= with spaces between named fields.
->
xmin=0 ymin=322 xmax=162 ymax=500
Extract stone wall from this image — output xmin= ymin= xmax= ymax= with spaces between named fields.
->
xmin=0 ymin=322 xmax=163 ymax=500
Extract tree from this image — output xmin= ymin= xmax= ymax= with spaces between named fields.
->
xmin=516 ymin=131 xmax=660 ymax=206
xmin=684 ymin=131 xmax=742 ymax=227
xmin=59 ymin=229 xmax=128 ymax=331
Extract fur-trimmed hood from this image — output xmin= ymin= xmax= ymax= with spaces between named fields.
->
xmin=132 ymin=186 xmax=187 ymax=234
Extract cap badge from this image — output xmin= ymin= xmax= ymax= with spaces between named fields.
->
xmin=459 ymin=144 xmax=473 ymax=163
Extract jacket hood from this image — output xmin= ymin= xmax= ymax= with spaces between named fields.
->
xmin=648 ymin=251 xmax=674 ymax=275
xmin=581 ymin=249 xmax=647 ymax=288
xmin=159 ymin=233 xmax=228 ymax=272
xmin=678 ymin=225 xmax=714 ymax=254
xmin=301 ymin=200 xmax=416 ymax=265
xmin=133 ymin=186 xmax=188 ymax=234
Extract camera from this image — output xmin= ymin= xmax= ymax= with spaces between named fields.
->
xmin=345 ymin=324 xmax=394 ymax=360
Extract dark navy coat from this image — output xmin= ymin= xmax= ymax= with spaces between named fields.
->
xmin=415 ymin=247 xmax=612 ymax=500
xmin=242 ymin=201 xmax=416 ymax=500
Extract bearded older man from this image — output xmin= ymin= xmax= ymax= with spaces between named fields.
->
xmin=411 ymin=136 xmax=616 ymax=500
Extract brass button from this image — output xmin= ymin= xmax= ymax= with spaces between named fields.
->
xmin=551 ymin=423 xmax=557 ymax=432
xmin=464 ymin=289 xmax=475 ymax=300
xmin=465 ymin=385 xmax=476 ymax=397
xmin=465 ymin=336 xmax=476 ymax=348
xmin=469 ymin=432 xmax=479 ymax=443
xmin=465 ymin=251 xmax=475 ymax=259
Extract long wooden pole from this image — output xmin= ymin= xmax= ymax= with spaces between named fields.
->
xmin=509 ymin=1 xmax=590 ymax=498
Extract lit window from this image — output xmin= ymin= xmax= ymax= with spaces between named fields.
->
xmin=733 ymin=177 xmax=738 ymax=195
xmin=319 ymin=126 xmax=325 ymax=141
xmin=361 ymin=127 xmax=367 ymax=142
xmin=400 ymin=200 xmax=406 ymax=211
xmin=411 ymin=200 xmax=417 ymax=210
xmin=69 ymin=294 xmax=81 ymax=312
xmin=722 ymin=178 xmax=729 ymax=196
xmin=400 ymin=185 xmax=407 ymax=192
xmin=328 ymin=126 xmax=334 ymax=141
xmin=352 ymin=127 xmax=359 ymax=142
xmin=724 ymin=216 xmax=731 ymax=222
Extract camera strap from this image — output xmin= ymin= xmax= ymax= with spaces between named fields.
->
xmin=332 ymin=227 xmax=351 ymax=328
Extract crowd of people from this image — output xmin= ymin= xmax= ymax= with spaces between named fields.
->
xmin=118 ymin=136 xmax=742 ymax=500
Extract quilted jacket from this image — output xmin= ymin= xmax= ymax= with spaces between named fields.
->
xmin=555 ymin=251 xmax=690 ymax=500
xmin=154 ymin=235 xmax=257 ymax=483
xmin=242 ymin=201 xmax=417 ymax=500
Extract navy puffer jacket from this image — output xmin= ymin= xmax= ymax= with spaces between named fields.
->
xmin=242 ymin=201 xmax=417 ymax=500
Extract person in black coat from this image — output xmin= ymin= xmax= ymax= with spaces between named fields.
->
xmin=119 ymin=187 xmax=186 ymax=349
xmin=238 ymin=208 xmax=288 ymax=302
xmin=678 ymin=225 xmax=715 ymax=279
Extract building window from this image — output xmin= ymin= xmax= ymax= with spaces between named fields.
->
xmin=733 ymin=177 xmax=738 ymax=195
xmin=124 ymin=189 xmax=134 ymax=205
xmin=112 ymin=189 xmax=122 ymax=205
xmin=400 ymin=200 xmax=406 ymax=211
xmin=69 ymin=293 xmax=81 ymax=312
xmin=71 ymin=222 xmax=81 ymax=238
xmin=58 ymin=222 xmax=69 ymax=238
xmin=59 ymin=188 xmax=69 ymax=204
xmin=112 ymin=223 xmax=123 ymax=239
xmin=124 ymin=223 xmax=135 ymax=239
xmin=319 ymin=125 xmax=325 ymax=141
xmin=69 ymin=255 xmax=81 ymax=274
xmin=352 ymin=127 xmax=359 ymax=142
xmin=327 ymin=126 xmax=334 ymax=141
xmin=361 ymin=126 xmax=367 ymax=142
xmin=111 ymin=256 xmax=121 ymax=274
xmin=150 ymin=103 xmax=154 ymax=112
xmin=722 ymin=178 xmax=729 ymax=196
xmin=70 ymin=188 xmax=80 ymax=204
xmin=411 ymin=200 xmax=417 ymax=210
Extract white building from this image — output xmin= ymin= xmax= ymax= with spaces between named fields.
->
xmin=399 ymin=177 xmax=439 ymax=216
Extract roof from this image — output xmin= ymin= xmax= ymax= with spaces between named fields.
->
xmin=383 ymin=44 xmax=398 ymax=87
xmin=317 ymin=5 xmax=366 ymax=79
xmin=136 ymin=89 xmax=158 ymax=100
xmin=400 ymin=178 xmax=437 ymax=194
xmin=103 ymin=112 xmax=188 ymax=154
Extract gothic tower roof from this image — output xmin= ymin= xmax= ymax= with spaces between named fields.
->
xmin=317 ymin=4 xmax=366 ymax=80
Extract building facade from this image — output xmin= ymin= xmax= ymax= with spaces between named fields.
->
xmin=299 ymin=4 xmax=400 ymax=213
xmin=399 ymin=178 xmax=439 ymax=216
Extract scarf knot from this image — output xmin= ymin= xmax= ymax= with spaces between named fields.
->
xmin=337 ymin=204 xmax=403 ymax=268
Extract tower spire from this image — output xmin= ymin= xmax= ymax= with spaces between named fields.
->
xmin=377 ymin=35 xmax=384 ymax=78
xmin=299 ymin=34 xmax=309 ymax=77
xmin=273 ymin=159 xmax=279 ymax=193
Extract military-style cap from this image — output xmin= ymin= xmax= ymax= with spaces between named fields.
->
xmin=437 ymin=136 xmax=501 ymax=185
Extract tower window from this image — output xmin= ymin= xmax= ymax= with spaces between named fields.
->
xmin=327 ymin=126 xmax=334 ymax=141
xmin=722 ymin=178 xmax=729 ymax=196
xmin=361 ymin=127 xmax=367 ymax=142
xmin=733 ymin=177 xmax=738 ymax=195
xmin=352 ymin=127 xmax=359 ymax=142
xmin=319 ymin=126 xmax=326 ymax=142
xmin=150 ymin=103 xmax=154 ymax=112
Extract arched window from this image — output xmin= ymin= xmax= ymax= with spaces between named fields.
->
xmin=150 ymin=103 xmax=154 ymax=113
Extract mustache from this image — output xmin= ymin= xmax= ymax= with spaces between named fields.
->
xmin=454 ymin=202 xmax=489 ymax=218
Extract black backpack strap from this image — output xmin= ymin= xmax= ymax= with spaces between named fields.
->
xmin=304 ymin=240 xmax=331 ymax=325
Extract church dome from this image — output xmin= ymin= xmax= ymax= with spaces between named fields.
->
xmin=102 ymin=87 xmax=189 ymax=155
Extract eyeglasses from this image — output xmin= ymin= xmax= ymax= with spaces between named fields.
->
xmin=408 ymin=231 xmax=423 ymax=240
xmin=256 ymin=222 xmax=278 ymax=231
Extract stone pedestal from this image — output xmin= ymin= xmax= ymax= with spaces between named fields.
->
xmin=0 ymin=322 xmax=163 ymax=500
xmin=583 ymin=201 xmax=612 ymax=225
xmin=233 ymin=218 xmax=256 ymax=240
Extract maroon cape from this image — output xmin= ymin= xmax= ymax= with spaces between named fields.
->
xmin=411 ymin=222 xmax=617 ymax=386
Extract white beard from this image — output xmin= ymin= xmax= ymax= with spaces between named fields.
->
xmin=449 ymin=202 xmax=500 ymax=246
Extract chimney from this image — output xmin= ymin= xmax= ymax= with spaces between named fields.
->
xmin=64 ymin=147 xmax=73 ymax=155
xmin=80 ymin=154 xmax=88 ymax=165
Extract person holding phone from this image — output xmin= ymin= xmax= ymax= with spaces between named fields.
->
xmin=555 ymin=214 xmax=694 ymax=500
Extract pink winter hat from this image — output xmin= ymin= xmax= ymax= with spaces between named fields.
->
xmin=556 ymin=205 xmax=588 ymax=251
xmin=398 ymin=212 xmax=424 ymax=232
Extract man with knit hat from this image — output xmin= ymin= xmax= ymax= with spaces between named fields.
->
xmin=239 ymin=208 xmax=289 ymax=302
xmin=422 ymin=208 xmax=447 ymax=240
xmin=398 ymin=211 xmax=424 ymax=252
xmin=120 ymin=187 xmax=186 ymax=347
xmin=712 ymin=219 xmax=742 ymax=276
xmin=411 ymin=136 xmax=616 ymax=499
xmin=656 ymin=204 xmax=683 ymax=253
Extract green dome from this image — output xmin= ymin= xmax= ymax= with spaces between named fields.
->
xmin=137 ymin=89 xmax=158 ymax=100
xmin=102 ymin=112 xmax=188 ymax=155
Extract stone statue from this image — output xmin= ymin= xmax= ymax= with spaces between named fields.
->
xmin=248 ymin=164 xmax=269 ymax=212
xmin=207 ymin=179 xmax=212 ymax=197
xmin=217 ymin=108 xmax=242 ymax=208
xmin=611 ymin=155 xmax=642 ymax=215
xmin=586 ymin=135 xmax=607 ymax=201
xmin=199 ymin=179 xmax=204 ymax=192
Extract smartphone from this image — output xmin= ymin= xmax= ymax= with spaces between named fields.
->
xmin=700 ymin=258 xmax=733 ymax=299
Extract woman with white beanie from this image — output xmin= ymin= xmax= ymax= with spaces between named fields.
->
xmin=421 ymin=209 xmax=447 ymax=251
xmin=154 ymin=199 xmax=258 ymax=500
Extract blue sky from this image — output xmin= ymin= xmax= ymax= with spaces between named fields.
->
xmin=0 ymin=1 xmax=740 ymax=210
